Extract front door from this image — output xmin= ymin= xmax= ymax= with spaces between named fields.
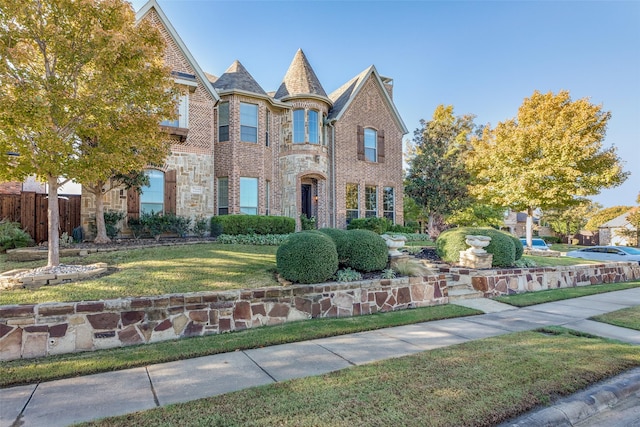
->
xmin=301 ymin=184 xmax=312 ymax=218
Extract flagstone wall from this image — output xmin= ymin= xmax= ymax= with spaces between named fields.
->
xmin=0 ymin=275 xmax=447 ymax=361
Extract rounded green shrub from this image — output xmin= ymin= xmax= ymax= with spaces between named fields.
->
xmin=343 ymin=229 xmax=389 ymax=272
xmin=436 ymin=227 xmax=517 ymax=267
xmin=318 ymin=228 xmax=350 ymax=264
xmin=276 ymin=231 xmax=338 ymax=284
xmin=509 ymin=234 xmax=524 ymax=261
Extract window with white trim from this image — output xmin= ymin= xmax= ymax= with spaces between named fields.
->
xmin=365 ymin=185 xmax=377 ymax=218
xmin=140 ymin=170 xmax=164 ymax=214
xmin=346 ymin=183 xmax=359 ymax=223
xmin=364 ymin=128 xmax=377 ymax=162
xmin=240 ymin=177 xmax=258 ymax=215
xmin=218 ymin=102 xmax=229 ymax=142
xmin=383 ymin=187 xmax=394 ymax=222
xmin=218 ymin=177 xmax=228 ymax=215
xmin=161 ymin=93 xmax=188 ymax=128
xmin=240 ymin=103 xmax=258 ymax=143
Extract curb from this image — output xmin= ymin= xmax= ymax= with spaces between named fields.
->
xmin=501 ymin=367 xmax=640 ymax=426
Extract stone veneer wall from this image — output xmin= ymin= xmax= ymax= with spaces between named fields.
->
xmin=446 ymin=262 xmax=640 ymax=297
xmin=0 ymin=275 xmax=447 ymax=361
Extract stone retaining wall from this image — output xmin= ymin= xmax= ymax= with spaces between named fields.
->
xmin=446 ymin=262 xmax=640 ymax=296
xmin=0 ymin=275 xmax=448 ymax=361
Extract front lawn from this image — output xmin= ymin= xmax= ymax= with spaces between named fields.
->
xmin=79 ymin=328 xmax=640 ymax=427
xmin=522 ymin=254 xmax=600 ymax=267
xmin=0 ymin=304 xmax=479 ymax=387
xmin=592 ymin=306 xmax=640 ymax=331
xmin=0 ymin=244 xmax=278 ymax=305
xmin=494 ymin=281 xmax=640 ymax=307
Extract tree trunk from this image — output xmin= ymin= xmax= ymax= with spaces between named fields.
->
xmin=93 ymin=183 xmax=111 ymax=244
xmin=47 ymin=175 xmax=60 ymax=268
xmin=525 ymin=207 xmax=534 ymax=248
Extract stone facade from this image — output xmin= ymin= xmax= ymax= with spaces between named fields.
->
xmin=0 ymin=276 xmax=448 ymax=361
xmin=78 ymin=1 xmax=407 ymax=235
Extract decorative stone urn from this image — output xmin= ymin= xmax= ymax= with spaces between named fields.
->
xmin=459 ymin=235 xmax=493 ymax=269
xmin=381 ymin=234 xmax=407 ymax=257
xmin=464 ymin=235 xmax=491 ymax=254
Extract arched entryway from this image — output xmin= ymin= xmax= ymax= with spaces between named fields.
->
xmin=298 ymin=173 xmax=327 ymax=229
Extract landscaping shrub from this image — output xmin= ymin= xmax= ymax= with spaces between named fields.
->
xmin=543 ymin=236 xmax=562 ymax=244
xmin=318 ymin=228 xmax=350 ymax=264
xmin=211 ymin=215 xmax=295 ymax=236
xmin=334 ymin=267 xmax=363 ymax=282
xmin=190 ymin=215 xmax=209 ymax=237
xmin=347 ymin=217 xmax=391 ymax=234
xmin=89 ymin=210 xmax=125 ymax=239
xmin=343 ymin=229 xmax=389 ymax=272
xmin=300 ymin=214 xmax=316 ymax=230
xmin=163 ymin=213 xmax=190 ymax=237
xmin=436 ymin=227 xmax=517 ymax=267
xmin=387 ymin=224 xmax=416 ymax=234
xmin=277 ymin=231 xmax=338 ymax=284
xmin=216 ymin=234 xmax=289 ymax=246
xmin=0 ymin=220 xmax=34 ymax=252
xmin=509 ymin=234 xmax=524 ymax=261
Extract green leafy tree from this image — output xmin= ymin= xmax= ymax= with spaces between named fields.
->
xmin=542 ymin=201 xmax=602 ymax=243
xmin=623 ymin=193 xmax=640 ymax=246
xmin=467 ymin=90 xmax=628 ymax=248
xmin=0 ymin=0 xmax=175 ymax=263
xmin=447 ymin=203 xmax=506 ymax=228
xmin=584 ymin=205 xmax=632 ymax=231
xmin=405 ymin=105 xmax=476 ymax=238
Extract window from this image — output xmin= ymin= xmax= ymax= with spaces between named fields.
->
xmin=364 ymin=128 xmax=377 ymax=162
xmin=265 ymin=180 xmax=270 ymax=215
xmin=240 ymin=103 xmax=258 ymax=143
xmin=240 ymin=177 xmax=258 ymax=215
xmin=218 ymin=177 xmax=228 ymax=215
xmin=365 ymin=186 xmax=377 ymax=218
xmin=383 ymin=187 xmax=394 ymax=222
xmin=265 ymin=110 xmax=270 ymax=147
xmin=293 ymin=109 xmax=320 ymax=144
xmin=308 ymin=110 xmax=318 ymax=144
xmin=218 ymin=102 xmax=229 ymax=142
xmin=346 ymin=183 xmax=359 ymax=223
xmin=140 ymin=170 xmax=164 ymax=214
xmin=293 ymin=109 xmax=305 ymax=143
xmin=161 ymin=93 xmax=189 ymax=128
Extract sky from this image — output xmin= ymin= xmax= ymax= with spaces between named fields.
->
xmin=130 ymin=0 xmax=640 ymax=208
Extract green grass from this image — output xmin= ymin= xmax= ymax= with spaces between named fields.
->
xmin=79 ymin=328 xmax=640 ymax=427
xmin=0 ymin=244 xmax=278 ymax=305
xmin=0 ymin=304 xmax=479 ymax=388
xmin=522 ymin=254 xmax=600 ymax=267
xmin=494 ymin=281 xmax=640 ymax=307
xmin=592 ymin=306 xmax=640 ymax=331
xmin=549 ymin=243 xmax=586 ymax=252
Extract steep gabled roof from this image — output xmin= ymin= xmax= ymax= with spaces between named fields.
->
xmin=212 ymin=60 xmax=267 ymax=95
xmin=275 ymin=49 xmax=329 ymax=102
xmin=136 ymin=0 xmax=219 ymax=103
xmin=328 ymin=65 xmax=408 ymax=134
xmin=600 ymin=208 xmax=637 ymax=228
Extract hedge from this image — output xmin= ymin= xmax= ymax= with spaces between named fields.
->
xmin=211 ymin=215 xmax=295 ymax=237
xmin=436 ymin=227 xmax=519 ymax=267
xmin=343 ymin=229 xmax=389 ymax=272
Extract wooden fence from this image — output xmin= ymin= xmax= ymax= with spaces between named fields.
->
xmin=0 ymin=192 xmax=81 ymax=243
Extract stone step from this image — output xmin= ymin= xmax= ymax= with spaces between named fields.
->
xmin=448 ymin=288 xmax=484 ymax=301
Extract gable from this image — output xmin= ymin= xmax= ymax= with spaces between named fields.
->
xmin=136 ymin=1 xmax=219 ymax=104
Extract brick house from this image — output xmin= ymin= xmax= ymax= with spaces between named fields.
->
xmin=79 ymin=0 xmax=408 ymax=235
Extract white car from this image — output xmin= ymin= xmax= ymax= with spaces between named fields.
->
xmin=566 ymin=246 xmax=640 ymax=264
xmin=519 ymin=238 xmax=551 ymax=250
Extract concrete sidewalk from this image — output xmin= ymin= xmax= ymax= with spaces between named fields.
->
xmin=2 ymin=288 xmax=639 ymax=427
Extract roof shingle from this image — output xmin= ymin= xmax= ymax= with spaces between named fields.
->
xmin=275 ymin=49 xmax=327 ymax=99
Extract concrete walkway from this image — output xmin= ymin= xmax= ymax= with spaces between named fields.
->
xmin=2 ymin=288 xmax=639 ymax=427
